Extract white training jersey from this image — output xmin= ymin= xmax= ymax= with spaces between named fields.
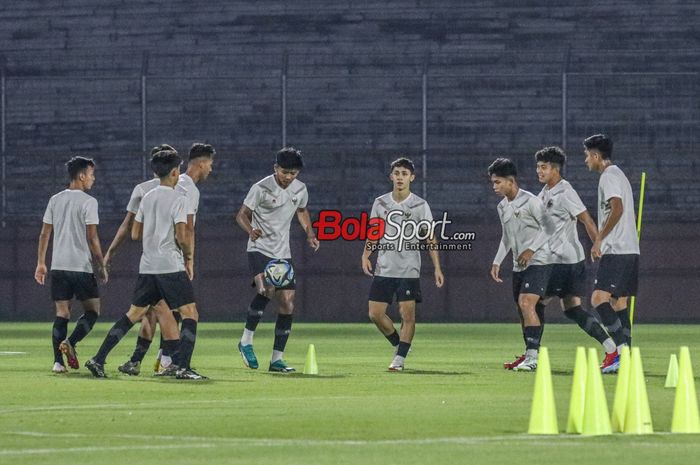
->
xmin=43 ymin=189 xmax=99 ymax=273
xmin=135 ymin=186 xmax=188 ymax=274
xmin=243 ymin=175 xmax=308 ymax=259
xmin=493 ymin=188 xmax=553 ymax=272
xmin=127 ymin=176 xmax=196 ymax=220
xmin=370 ymin=192 xmax=434 ymax=279
xmin=538 ymin=179 xmax=587 ymax=264
xmin=598 ymin=165 xmax=640 ymax=255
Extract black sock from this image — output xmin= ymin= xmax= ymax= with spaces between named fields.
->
xmin=245 ymin=294 xmax=270 ymax=332
xmin=523 ymin=326 xmax=542 ymax=351
xmin=595 ymin=302 xmax=626 ymax=346
xmin=130 ymin=336 xmax=152 ymax=363
xmin=177 ymin=319 xmax=198 ymax=370
xmin=385 ymin=330 xmax=400 ymax=347
xmin=618 ymin=308 xmax=631 ymax=346
xmin=535 ymin=301 xmax=545 ymax=343
xmin=159 ymin=311 xmax=183 ymax=350
xmin=52 ymin=317 xmax=69 ymax=364
xmin=94 ymin=315 xmax=134 ymax=364
xmin=67 ymin=310 xmax=98 ymax=347
xmin=161 ymin=339 xmax=178 ymax=359
xmin=273 ymin=314 xmax=293 ymax=352
xmin=564 ymin=305 xmax=610 ymax=345
xmin=397 ymin=341 xmax=411 ymax=358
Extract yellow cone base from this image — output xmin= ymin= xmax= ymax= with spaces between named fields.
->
xmin=671 ymin=347 xmax=700 ymax=433
xmin=303 ymin=344 xmax=318 ymax=375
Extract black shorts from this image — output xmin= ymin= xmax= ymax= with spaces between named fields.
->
xmin=595 ymin=254 xmax=639 ymax=297
xmin=512 ymin=265 xmax=552 ymax=303
xmin=132 ymin=272 xmax=195 ymax=310
xmin=247 ymin=251 xmax=296 ymax=290
xmin=369 ymin=276 xmax=422 ymax=304
xmin=546 ymin=261 xmax=587 ymax=298
xmin=50 ymin=270 xmax=99 ymax=301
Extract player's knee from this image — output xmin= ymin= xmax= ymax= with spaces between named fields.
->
xmin=179 ymin=304 xmax=199 ymax=321
xmin=591 ymin=291 xmax=606 ymax=308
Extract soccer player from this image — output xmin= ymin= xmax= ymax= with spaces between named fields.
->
xmin=535 ymin=146 xmax=617 ymax=358
xmin=361 ymin=157 xmax=445 ymax=371
xmin=584 ymin=134 xmax=639 ymax=373
xmin=107 ymin=143 xmax=215 ymax=376
xmin=85 ymin=149 xmax=204 ymax=379
xmin=489 ymin=158 xmax=550 ymax=372
xmin=35 ymin=156 xmax=108 ymax=373
xmin=235 ymin=147 xmax=319 ymax=373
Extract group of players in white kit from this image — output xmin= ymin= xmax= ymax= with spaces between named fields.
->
xmin=34 ymin=133 xmax=639 ymax=377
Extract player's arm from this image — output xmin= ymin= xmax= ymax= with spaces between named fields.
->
xmin=186 ymin=213 xmax=195 ymax=260
xmin=35 ymin=223 xmax=52 ymax=285
xmin=175 ymin=221 xmax=194 ymax=280
xmin=518 ymin=200 xmax=549 ymax=267
xmin=235 ymin=204 xmax=262 ymax=241
xmin=592 ymin=197 xmax=623 ymax=260
xmin=87 ymin=224 xmax=108 ymax=283
xmin=361 ymin=238 xmax=376 ymax=276
xmin=131 ymin=220 xmax=143 ymax=241
xmin=426 ymin=233 xmax=444 ymax=288
xmin=490 ymin=236 xmax=508 ymax=283
xmin=576 ymin=209 xmax=599 ymax=244
xmin=296 ymin=207 xmax=319 ymax=251
xmin=104 ymin=212 xmax=136 ymax=267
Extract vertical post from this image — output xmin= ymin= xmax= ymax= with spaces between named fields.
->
xmin=281 ymin=51 xmax=288 ymax=147
xmin=561 ymin=72 xmax=568 ymax=149
xmin=422 ymin=58 xmax=428 ymax=199
xmin=141 ymin=52 xmax=149 ymax=179
xmin=1 ymin=68 xmax=6 ymax=228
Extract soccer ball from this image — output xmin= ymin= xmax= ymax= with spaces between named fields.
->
xmin=264 ymin=259 xmax=295 ymax=288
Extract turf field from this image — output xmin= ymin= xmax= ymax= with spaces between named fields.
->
xmin=1 ymin=322 xmax=699 ymax=465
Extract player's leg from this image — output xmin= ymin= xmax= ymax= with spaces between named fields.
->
xmin=152 ymin=303 xmax=181 ymax=376
xmin=60 ymin=297 xmax=99 ymax=370
xmin=611 ymin=296 xmax=631 ymax=346
xmin=368 ymin=277 xmax=400 ymax=350
xmin=268 ymin=289 xmax=296 ymax=373
xmin=118 ymin=307 xmax=156 ymax=376
xmin=52 ymin=300 xmax=71 ymax=373
xmin=238 ymin=273 xmax=273 ymax=369
xmin=561 ymin=295 xmax=616 ymax=354
xmin=504 ymin=271 xmax=526 ymax=370
xmin=513 ymin=292 xmax=542 ymax=371
xmin=389 ymin=299 xmax=416 ymax=371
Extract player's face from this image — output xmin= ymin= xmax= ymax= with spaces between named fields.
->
xmin=584 ymin=149 xmax=599 ymax=172
xmin=389 ymin=167 xmax=415 ymax=191
xmin=199 ymin=158 xmax=214 ymax=180
xmin=536 ymin=161 xmax=557 ymax=184
xmin=490 ymin=174 xmax=514 ymax=197
xmin=274 ymin=165 xmax=299 ymax=188
xmin=80 ymin=166 xmax=96 ymax=190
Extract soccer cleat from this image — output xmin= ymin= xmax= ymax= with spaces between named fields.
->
xmin=504 ymin=354 xmax=526 ymax=370
xmin=154 ymin=364 xmax=179 ymax=377
xmin=176 ymin=368 xmax=208 ymax=380
xmin=388 ymin=362 xmax=404 ymax=372
xmin=52 ymin=362 xmax=67 ymax=374
xmin=600 ymin=351 xmax=620 ymax=374
xmin=118 ymin=360 xmax=141 ymax=376
xmin=85 ymin=358 xmax=107 ymax=378
xmin=268 ymin=359 xmax=295 ymax=373
xmin=238 ymin=342 xmax=259 ymax=369
xmin=513 ymin=354 xmax=538 ymax=372
xmin=59 ymin=340 xmax=79 ymax=370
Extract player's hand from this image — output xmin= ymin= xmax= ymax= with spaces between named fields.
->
xmin=490 ymin=264 xmax=503 ymax=283
xmin=517 ymin=249 xmax=535 ymax=267
xmin=361 ymin=255 xmax=373 ymax=277
xmin=34 ymin=264 xmax=47 ymax=285
xmin=307 ymin=234 xmax=320 ymax=251
xmin=249 ymin=229 xmax=263 ymax=241
xmin=97 ymin=265 xmax=109 ymax=284
xmin=104 ymin=250 xmax=114 ymax=271
xmin=434 ymin=269 xmax=445 ymax=288
xmin=185 ymin=259 xmax=194 ymax=281
xmin=591 ymin=240 xmax=603 ymax=261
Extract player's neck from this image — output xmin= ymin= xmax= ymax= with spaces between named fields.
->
xmin=185 ymin=167 xmax=200 ymax=184
xmin=391 ymin=188 xmax=411 ymax=203
xmin=599 ymin=160 xmax=614 ymax=173
xmin=159 ymin=176 xmax=178 ymax=188
xmin=505 ymin=186 xmax=519 ymax=201
xmin=68 ymin=180 xmax=86 ymax=191
xmin=546 ymin=175 xmax=562 ymax=189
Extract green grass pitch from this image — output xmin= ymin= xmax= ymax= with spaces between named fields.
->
xmin=2 ymin=322 xmax=700 ymax=465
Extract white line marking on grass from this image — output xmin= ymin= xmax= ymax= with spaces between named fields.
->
xmin=0 ymin=443 xmax=217 ymax=456
xmin=0 ymin=352 xmax=27 ymax=355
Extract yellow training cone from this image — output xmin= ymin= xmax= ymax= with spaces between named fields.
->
xmin=665 ymin=354 xmax=679 ymax=389
xmin=671 ymin=346 xmax=700 ymax=433
xmin=303 ymin=344 xmax=318 ymax=375
xmin=566 ymin=347 xmax=587 ymax=434
xmin=611 ymin=346 xmax=631 ymax=432
xmin=624 ymin=347 xmax=653 ymax=434
xmin=581 ymin=348 xmax=612 ymax=435
xmin=528 ymin=347 xmax=558 ymax=434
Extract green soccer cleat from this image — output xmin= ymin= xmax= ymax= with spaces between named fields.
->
xmin=268 ymin=359 xmax=295 ymax=373
xmin=238 ymin=342 xmax=259 ymax=369
xmin=118 ymin=360 xmax=141 ymax=376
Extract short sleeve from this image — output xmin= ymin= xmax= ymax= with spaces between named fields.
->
xmin=173 ymin=196 xmax=188 ymax=225
xmin=562 ymin=187 xmax=587 ymax=218
xmin=189 ymin=189 xmax=200 ymax=215
xmin=135 ymin=204 xmax=144 ymax=223
xmin=243 ymin=185 xmax=262 ymax=211
xmin=298 ymin=186 xmax=308 ymax=209
xmin=600 ymin=172 xmax=623 ymax=202
xmin=84 ymin=197 xmax=99 ymax=225
xmin=42 ymin=197 xmax=54 ymax=224
xmin=422 ymin=202 xmax=434 ymax=222
xmin=370 ymin=199 xmax=379 ymax=218
xmin=126 ymin=186 xmax=142 ymax=214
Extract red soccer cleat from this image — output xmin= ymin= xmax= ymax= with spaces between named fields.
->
xmin=504 ymin=354 xmax=525 ymax=370
xmin=59 ymin=340 xmax=79 ymax=370
xmin=600 ymin=351 xmax=620 ymax=374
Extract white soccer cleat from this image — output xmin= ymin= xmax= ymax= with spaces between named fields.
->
xmin=52 ymin=362 xmax=67 ymax=374
xmin=513 ymin=354 xmax=538 ymax=372
xmin=388 ymin=355 xmax=405 ymax=371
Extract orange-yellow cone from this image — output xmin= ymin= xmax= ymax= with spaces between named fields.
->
xmin=611 ymin=346 xmax=631 ymax=432
xmin=665 ymin=354 xmax=679 ymax=389
xmin=528 ymin=347 xmax=558 ymax=434
xmin=581 ymin=348 xmax=612 ymax=435
xmin=671 ymin=346 xmax=700 ymax=433
xmin=624 ymin=347 xmax=653 ymax=434
xmin=566 ymin=347 xmax=587 ymax=434
xmin=303 ymin=344 xmax=318 ymax=375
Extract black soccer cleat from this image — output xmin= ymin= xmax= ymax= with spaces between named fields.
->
xmin=85 ymin=358 xmax=107 ymax=378
xmin=175 ymin=368 xmax=208 ymax=380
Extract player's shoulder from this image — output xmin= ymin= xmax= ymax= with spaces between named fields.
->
xmin=373 ymin=192 xmax=393 ymax=207
xmin=288 ymin=178 xmax=307 ymax=196
xmin=407 ymin=192 xmax=429 ymax=210
xmin=255 ymin=175 xmax=278 ymax=193
xmin=135 ymin=178 xmax=159 ymax=193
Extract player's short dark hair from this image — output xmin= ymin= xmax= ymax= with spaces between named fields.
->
xmin=150 ymin=144 xmax=176 ymax=156
xmin=390 ymin=157 xmax=415 ymax=173
xmin=276 ymin=147 xmax=303 ymax=170
xmin=189 ymin=143 xmax=215 ymax=161
xmin=151 ymin=150 xmax=182 ymax=178
xmin=488 ymin=158 xmax=517 ymax=178
xmin=584 ymin=134 xmax=613 ymax=159
xmin=535 ymin=146 xmax=566 ymax=168
xmin=66 ymin=156 xmax=95 ymax=180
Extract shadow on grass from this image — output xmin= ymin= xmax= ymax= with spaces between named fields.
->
xmin=400 ymin=369 xmax=472 ymax=376
xmin=264 ymin=373 xmax=348 ymax=379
